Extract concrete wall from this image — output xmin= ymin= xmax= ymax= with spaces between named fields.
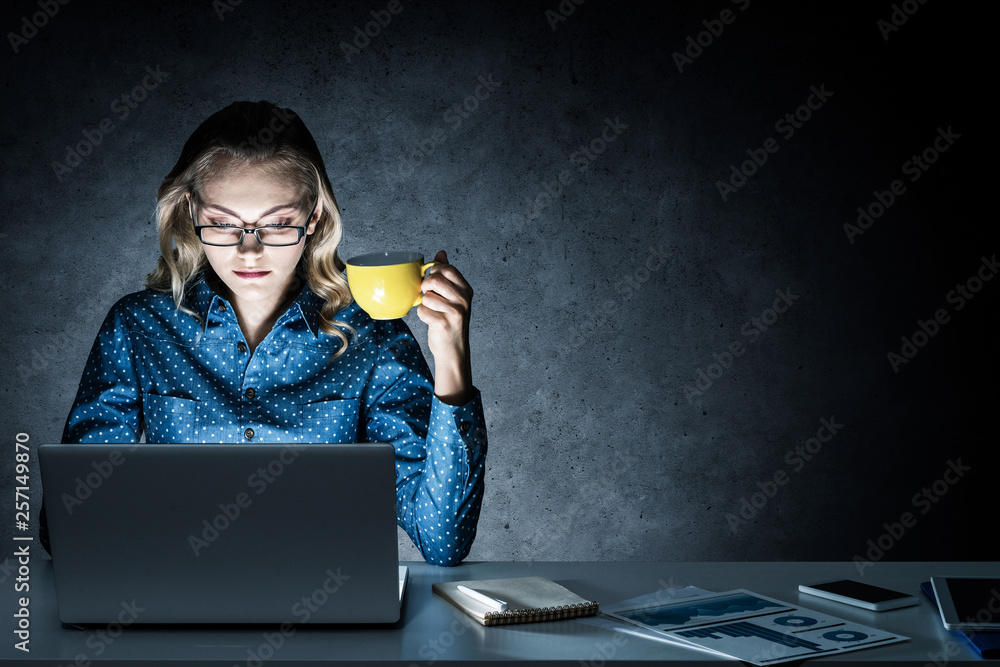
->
xmin=1 ymin=0 xmax=990 ymax=564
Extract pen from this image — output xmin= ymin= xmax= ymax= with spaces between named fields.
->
xmin=457 ymin=585 xmax=509 ymax=611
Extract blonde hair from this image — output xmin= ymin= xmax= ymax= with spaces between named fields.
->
xmin=146 ymin=101 xmax=354 ymax=355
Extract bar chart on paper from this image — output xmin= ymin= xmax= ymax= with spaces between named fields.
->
xmin=678 ymin=620 xmax=827 ymax=648
xmin=604 ymin=589 xmax=908 ymax=665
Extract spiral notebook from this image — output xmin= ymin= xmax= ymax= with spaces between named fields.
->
xmin=432 ymin=576 xmax=599 ymax=626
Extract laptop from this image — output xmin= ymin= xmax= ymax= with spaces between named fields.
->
xmin=39 ymin=443 xmax=407 ymax=625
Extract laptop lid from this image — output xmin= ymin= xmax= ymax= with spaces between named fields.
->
xmin=39 ymin=443 xmax=400 ymax=624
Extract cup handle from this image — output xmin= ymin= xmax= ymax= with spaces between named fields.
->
xmin=413 ymin=261 xmax=441 ymax=308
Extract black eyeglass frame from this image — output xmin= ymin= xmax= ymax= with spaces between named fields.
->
xmin=188 ymin=191 xmax=318 ymax=247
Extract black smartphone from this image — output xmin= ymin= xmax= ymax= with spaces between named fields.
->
xmin=798 ymin=579 xmax=920 ymax=611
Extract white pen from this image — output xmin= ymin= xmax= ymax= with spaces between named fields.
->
xmin=457 ymin=585 xmax=508 ymax=611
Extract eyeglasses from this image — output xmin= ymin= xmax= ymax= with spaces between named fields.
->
xmin=189 ymin=191 xmax=317 ymax=247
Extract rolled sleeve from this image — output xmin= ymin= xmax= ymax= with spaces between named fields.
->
xmin=363 ymin=321 xmax=487 ymax=566
xmin=420 ymin=391 xmax=488 ymax=562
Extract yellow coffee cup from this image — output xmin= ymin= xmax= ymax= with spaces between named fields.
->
xmin=345 ymin=252 xmax=439 ymax=320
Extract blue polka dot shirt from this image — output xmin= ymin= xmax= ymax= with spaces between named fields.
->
xmin=60 ymin=272 xmax=488 ymax=567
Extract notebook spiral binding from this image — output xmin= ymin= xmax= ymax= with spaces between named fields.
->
xmin=482 ymin=601 xmax=600 ymax=626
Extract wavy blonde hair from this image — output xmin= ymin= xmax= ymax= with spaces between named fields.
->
xmin=146 ymin=101 xmax=354 ymax=355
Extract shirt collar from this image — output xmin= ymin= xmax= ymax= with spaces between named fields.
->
xmin=280 ymin=278 xmax=325 ymax=338
xmin=185 ymin=271 xmax=325 ymax=339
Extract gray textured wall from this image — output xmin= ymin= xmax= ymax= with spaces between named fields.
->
xmin=1 ymin=0 xmax=991 ymax=565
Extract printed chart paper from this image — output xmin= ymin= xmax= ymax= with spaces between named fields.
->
xmin=604 ymin=589 xmax=908 ymax=665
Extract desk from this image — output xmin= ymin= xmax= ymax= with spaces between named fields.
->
xmin=2 ymin=559 xmax=997 ymax=665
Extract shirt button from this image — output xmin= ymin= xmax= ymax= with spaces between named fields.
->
xmin=459 ymin=422 xmax=471 ymax=434
xmin=218 ymin=303 xmax=227 ymax=313
xmin=237 ymin=341 xmax=247 ymax=354
xmin=244 ymin=427 xmax=255 ymax=440
xmin=245 ymin=388 xmax=256 ymax=399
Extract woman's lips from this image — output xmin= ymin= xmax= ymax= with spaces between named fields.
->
xmin=234 ymin=270 xmax=271 ymax=280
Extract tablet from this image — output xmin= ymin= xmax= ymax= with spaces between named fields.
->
xmin=930 ymin=576 xmax=1000 ymax=631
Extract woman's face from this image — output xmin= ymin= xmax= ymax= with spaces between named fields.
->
xmin=193 ymin=166 xmax=318 ymax=313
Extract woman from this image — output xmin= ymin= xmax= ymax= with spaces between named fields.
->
xmin=47 ymin=101 xmax=486 ymax=567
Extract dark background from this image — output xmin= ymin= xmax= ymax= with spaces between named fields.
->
xmin=0 ymin=0 xmax=992 ymax=566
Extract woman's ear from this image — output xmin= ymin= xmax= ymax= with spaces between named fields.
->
xmin=306 ymin=200 xmax=321 ymax=235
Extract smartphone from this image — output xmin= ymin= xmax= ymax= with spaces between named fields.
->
xmin=798 ymin=579 xmax=920 ymax=611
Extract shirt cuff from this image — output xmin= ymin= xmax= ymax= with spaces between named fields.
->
xmin=428 ymin=388 xmax=487 ymax=459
